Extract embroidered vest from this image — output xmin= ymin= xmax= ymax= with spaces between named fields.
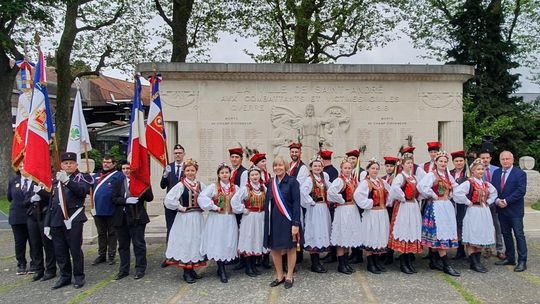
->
xmin=213 ymin=183 xmax=236 ymax=213
xmin=179 ymin=178 xmax=201 ymax=210
xmin=339 ymin=176 xmax=357 ymax=202
xmin=467 ymin=179 xmax=489 ymax=205
xmin=309 ymin=174 xmax=327 ymax=203
xmin=367 ymin=178 xmax=388 ymax=208
xmin=401 ymin=173 xmax=419 ymax=200
xmin=431 ymin=171 xmax=452 ymax=199
xmin=244 ymin=184 xmax=266 ymax=211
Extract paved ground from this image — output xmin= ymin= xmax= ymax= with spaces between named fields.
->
xmin=1 ymin=205 xmax=540 ymax=304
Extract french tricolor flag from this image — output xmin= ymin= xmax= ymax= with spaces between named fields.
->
xmin=127 ymin=73 xmax=150 ymax=197
xmin=11 ymin=59 xmax=34 ymax=170
xmin=24 ymin=47 xmax=54 ymax=191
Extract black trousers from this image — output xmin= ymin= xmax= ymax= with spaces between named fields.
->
xmin=11 ymin=224 xmax=32 ymax=269
xmin=499 ymin=215 xmax=527 ymax=263
xmin=51 ymin=222 xmax=84 ymax=283
xmin=27 ymin=216 xmax=56 ymax=274
xmin=116 ymin=223 xmax=147 ymax=275
xmin=94 ymin=215 xmax=117 ymax=258
xmin=455 ymin=203 xmax=467 ymax=240
xmin=164 ymin=206 xmax=177 ymax=242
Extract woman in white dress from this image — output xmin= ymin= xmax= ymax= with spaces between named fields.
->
xmin=388 ymin=154 xmax=423 ymax=274
xmin=354 ymin=159 xmax=392 ymax=274
xmin=164 ymin=159 xmax=207 ymax=284
xmin=454 ymin=159 xmax=498 ymax=273
xmin=198 ymin=163 xmax=239 ymax=283
xmin=300 ymin=157 xmax=332 ymax=273
xmin=231 ymin=166 xmax=267 ymax=277
xmin=327 ymin=160 xmax=362 ymax=275
xmin=417 ymin=151 xmax=460 ymax=277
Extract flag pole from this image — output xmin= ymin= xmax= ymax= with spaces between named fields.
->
xmin=75 ymin=77 xmax=95 ymax=211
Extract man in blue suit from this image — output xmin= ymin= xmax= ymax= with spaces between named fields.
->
xmin=479 ymin=150 xmax=505 ymax=260
xmin=492 ymin=151 xmax=528 ymax=272
xmin=159 ymin=144 xmax=185 ymax=267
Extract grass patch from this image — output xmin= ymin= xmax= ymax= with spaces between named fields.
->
xmin=439 ymin=273 xmax=483 ymax=304
xmin=65 ymin=273 xmax=117 ymax=304
xmin=0 ymin=197 xmax=9 ymax=215
xmin=532 ymin=199 xmax=540 ymax=211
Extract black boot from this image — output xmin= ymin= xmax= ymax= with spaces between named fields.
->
xmin=252 ymin=256 xmax=261 ymax=275
xmin=310 ymin=254 xmax=327 ymax=273
xmin=183 ymin=269 xmax=195 ymax=284
xmin=429 ymin=251 xmax=444 ymax=271
xmin=261 ymin=253 xmax=271 ymax=269
xmin=441 ymin=254 xmax=460 ymax=277
xmin=471 ymin=252 xmax=488 ymax=273
xmin=233 ymin=256 xmax=246 ymax=270
xmin=399 ymin=254 xmax=413 ymax=274
xmin=322 ymin=247 xmax=337 ymax=263
xmin=373 ymin=254 xmax=387 ymax=272
xmin=349 ymin=248 xmax=364 ymax=264
xmin=384 ymin=249 xmax=394 ymax=265
xmin=344 ymin=253 xmax=356 ymax=273
xmin=296 ymin=248 xmax=304 ymax=264
xmin=407 ymin=253 xmax=417 ymax=273
xmin=244 ymin=256 xmax=257 ymax=277
xmin=337 ymin=256 xmax=352 ymax=275
xmin=366 ymin=255 xmax=381 ymax=274
xmin=217 ymin=261 xmax=229 ymax=283
xmin=190 ymin=268 xmax=202 ymax=279
xmin=453 ymin=242 xmax=466 ymax=260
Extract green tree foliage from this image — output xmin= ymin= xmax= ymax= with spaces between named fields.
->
xmin=0 ymin=0 xmax=57 ymax=196
xmin=405 ymin=0 xmax=540 ymax=165
xmin=152 ymin=0 xmax=231 ymax=62
xmin=233 ymin=0 xmax=406 ymax=63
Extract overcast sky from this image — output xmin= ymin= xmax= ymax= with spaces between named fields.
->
xmin=104 ymin=32 xmax=538 ymax=93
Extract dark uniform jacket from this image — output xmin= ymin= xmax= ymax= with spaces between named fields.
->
xmin=112 ymin=177 xmax=154 ymax=227
xmin=160 ymin=161 xmax=184 ymax=192
xmin=7 ymin=175 xmax=30 ymax=225
xmin=45 ymin=170 xmax=93 ymax=228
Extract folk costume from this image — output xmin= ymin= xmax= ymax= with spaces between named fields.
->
xmin=231 ymin=172 xmax=268 ymax=277
xmin=300 ymin=171 xmax=332 ymax=273
xmin=199 ymin=179 xmax=239 ymax=283
xmin=164 ymin=174 xmax=207 ymax=283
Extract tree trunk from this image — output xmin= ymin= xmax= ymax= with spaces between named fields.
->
xmin=54 ymin=2 xmax=79 ymax=151
xmin=290 ymin=0 xmax=316 ymax=63
xmin=170 ymin=0 xmax=195 ymax=62
xmin=0 ymin=53 xmax=19 ymax=197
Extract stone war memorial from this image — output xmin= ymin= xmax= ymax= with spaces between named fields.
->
xmin=138 ymin=63 xmax=474 ymax=198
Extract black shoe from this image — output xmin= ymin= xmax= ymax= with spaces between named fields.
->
xmin=52 ymin=279 xmax=71 ymax=289
xmin=115 ymin=272 xmax=129 ymax=280
xmin=495 ymin=259 xmax=516 ymax=266
xmin=160 ymin=259 xmax=170 ymax=268
xmin=190 ymin=269 xmax=202 ymax=279
xmin=373 ymin=256 xmax=386 ymax=272
xmin=284 ymin=278 xmax=294 ymax=289
xmin=310 ymin=254 xmax=327 ymax=273
xmin=233 ymin=257 xmax=246 ymax=271
xmin=453 ymin=243 xmax=466 ymax=260
xmin=32 ymin=272 xmax=44 ymax=281
xmin=366 ymin=255 xmax=381 ymax=274
xmin=73 ymin=280 xmax=85 ymax=289
xmin=399 ymin=254 xmax=413 ymax=274
xmin=244 ymin=257 xmax=257 ymax=277
xmin=337 ymin=256 xmax=352 ymax=275
xmin=470 ymin=252 xmax=487 ymax=273
xmin=108 ymin=257 xmax=116 ymax=265
xmin=27 ymin=269 xmax=36 ymax=275
xmin=16 ymin=266 xmax=27 ymax=275
xmin=514 ymin=261 xmax=527 ymax=272
xmin=92 ymin=255 xmax=106 ymax=266
xmin=183 ymin=269 xmax=196 ymax=284
xmin=429 ymin=252 xmax=444 ymax=271
xmin=406 ymin=254 xmax=417 ymax=273
xmin=441 ymin=255 xmax=460 ymax=277
xmin=269 ymin=277 xmax=285 ymax=287
xmin=217 ymin=262 xmax=228 ymax=283
xmin=41 ymin=273 xmax=56 ymax=281
xmin=344 ymin=259 xmax=356 ymax=273
xmin=252 ymin=259 xmax=261 ymax=276
xmin=134 ymin=272 xmax=145 ymax=280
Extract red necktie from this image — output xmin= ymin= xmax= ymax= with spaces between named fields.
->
xmin=500 ymin=170 xmax=507 ymax=192
xmin=486 ymin=167 xmax=491 ymax=182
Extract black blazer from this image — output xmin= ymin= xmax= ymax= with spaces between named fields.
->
xmin=7 ymin=175 xmax=29 ymax=225
xmin=160 ymin=161 xmax=183 ymax=192
xmin=23 ymin=181 xmax=51 ymax=221
xmin=112 ymin=177 xmax=154 ymax=227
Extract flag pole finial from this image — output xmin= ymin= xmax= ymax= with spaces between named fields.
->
xmin=34 ymin=33 xmax=41 ymax=45
xmin=74 ymin=77 xmax=81 ymax=90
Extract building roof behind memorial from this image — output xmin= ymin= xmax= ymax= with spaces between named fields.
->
xmin=139 ymin=63 xmax=475 ymax=82
xmin=82 ymin=74 xmax=151 ymax=107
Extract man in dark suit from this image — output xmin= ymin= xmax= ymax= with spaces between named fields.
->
xmin=492 ymin=151 xmax=528 ymax=272
xmin=159 ymin=144 xmax=185 ymax=267
xmin=44 ymin=152 xmax=93 ymax=289
xmin=112 ymin=161 xmax=154 ymax=280
xmin=7 ymin=163 xmax=37 ymax=275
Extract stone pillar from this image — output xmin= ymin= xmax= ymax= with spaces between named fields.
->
xmin=520 ymin=156 xmax=540 ymax=205
xmin=439 ymin=121 xmax=463 ymax=152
